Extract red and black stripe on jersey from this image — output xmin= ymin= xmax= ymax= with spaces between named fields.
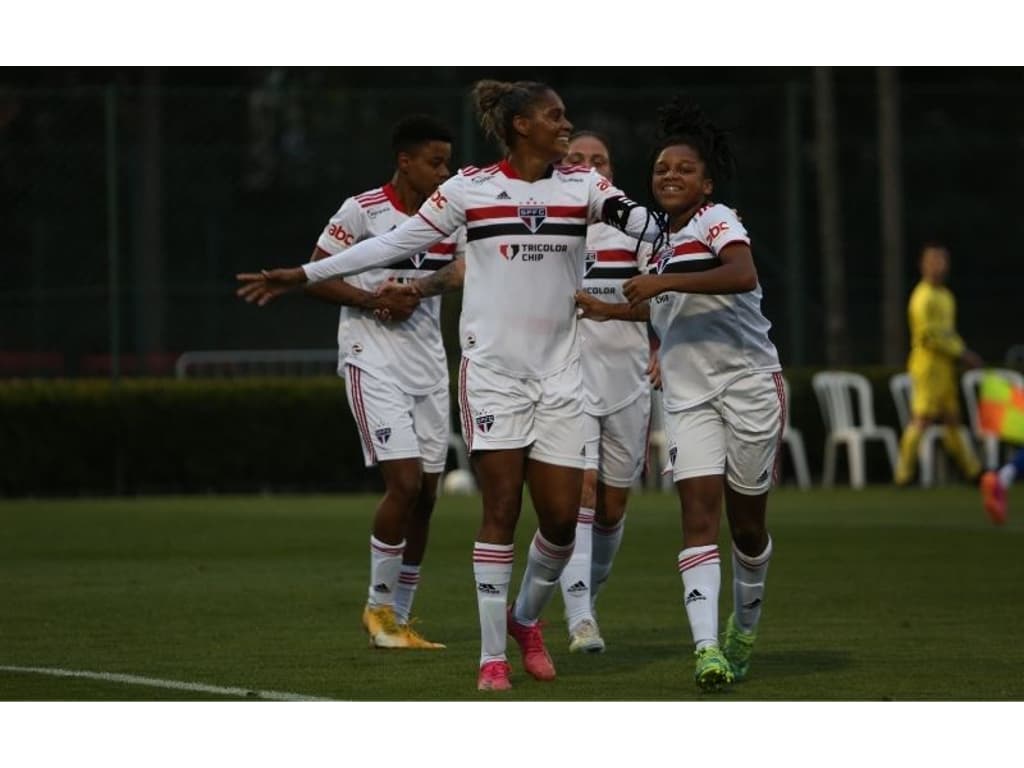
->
xmin=585 ymin=248 xmax=641 ymax=280
xmin=465 ymin=204 xmax=587 ymax=243
xmin=651 ymin=240 xmax=722 ymax=274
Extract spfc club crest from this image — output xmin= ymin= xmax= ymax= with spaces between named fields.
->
xmin=410 ymin=251 xmax=427 ymax=268
xmin=475 ymin=413 xmax=495 ymax=433
xmin=656 ymin=247 xmax=673 ymax=274
xmin=584 ymin=249 xmax=597 ymax=276
xmin=669 ymin=446 xmax=677 ymax=465
xmin=518 ymin=206 xmax=547 ymax=233
xmin=375 ymin=427 xmax=392 ymax=445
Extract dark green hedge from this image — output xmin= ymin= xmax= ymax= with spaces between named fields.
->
xmin=1 ymin=366 xmax=932 ymax=496
xmin=0 ymin=378 xmax=378 ymax=496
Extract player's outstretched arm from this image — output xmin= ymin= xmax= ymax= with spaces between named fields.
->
xmin=236 ymin=268 xmax=308 ymax=306
xmin=304 ymin=215 xmax=448 ymax=282
xmin=413 ymin=259 xmax=465 ymax=298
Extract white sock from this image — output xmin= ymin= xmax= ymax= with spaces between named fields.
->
xmin=393 ymin=564 xmax=420 ymax=625
xmin=473 ymin=542 xmax=514 ymax=665
xmin=591 ymin=516 xmax=625 ymax=607
xmin=998 ymin=464 xmax=1017 ymax=489
xmin=732 ymin=536 xmax=772 ymax=633
xmin=559 ymin=508 xmax=595 ymax=631
xmin=678 ymin=545 xmax=721 ymax=651
xmin=368 ymin=536 xmax=405 ymax=607
xmin=513 ymin=531 xmax=574 ymax=626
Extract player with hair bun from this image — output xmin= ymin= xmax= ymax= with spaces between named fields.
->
xmin=622 ymin=97 xmax=784 ymax=691
xmin=238 ymin=80 xmax=669 ymax=692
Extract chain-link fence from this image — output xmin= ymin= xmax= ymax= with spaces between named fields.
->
xmin=3 ymin=69 xmax=1022 ymax=378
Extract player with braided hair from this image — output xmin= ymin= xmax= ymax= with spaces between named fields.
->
xmin=622 ymin=97 xmax=784 ymax=691
xmin=237 ymin=79 xmax=667 ymax=692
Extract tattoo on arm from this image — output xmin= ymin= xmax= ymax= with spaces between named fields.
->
xmin=415 ymin=261 xmax=464 ymax=297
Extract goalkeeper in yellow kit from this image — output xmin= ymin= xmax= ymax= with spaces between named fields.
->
xmin=895 ymin=243 xmax=982 ymax=486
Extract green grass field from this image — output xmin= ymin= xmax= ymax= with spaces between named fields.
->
xmin=1 ymin=486 xmax=1021 ymax=701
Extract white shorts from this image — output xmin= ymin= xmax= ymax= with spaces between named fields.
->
xmin=457 ymin=357 xmax=585 ymax=469
xmin=664 ymin=371 xmax=786 ymax=495
xmin=583 ymin=393 xmax=652 ymax=487
xmin=344 ymin=364 xmax=450 ymax=473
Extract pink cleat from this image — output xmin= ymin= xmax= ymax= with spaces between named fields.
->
xmin=477 ymin=660 xmax=512 ymax=691
xmin=507 ymin=606 xmax=556 ymax=681
xmin=981 ymin=471 xmax=1007 ymax=525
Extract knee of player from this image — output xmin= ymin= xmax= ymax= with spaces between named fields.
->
xmin=729 ymin=524 xmax=768 ymax=556
xmin=384 ymin=470 xmax=424 ymax=506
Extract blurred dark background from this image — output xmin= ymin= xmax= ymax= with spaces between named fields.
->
xmin=2 ymin=66 xmax=1021 ymax=376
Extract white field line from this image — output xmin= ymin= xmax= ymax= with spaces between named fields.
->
xmin=0 ymin=665 xmax=330 ymax=701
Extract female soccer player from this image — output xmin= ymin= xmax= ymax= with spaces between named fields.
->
xmin=241 ymin=115 xmax=459 ymax=652
xmin=236 ymin=80 xmax=667 ymax=692
xmin=622 ymin=98 xmax=783 ymax=691
xmin=556 ymin=131 xmax=656 ymax=654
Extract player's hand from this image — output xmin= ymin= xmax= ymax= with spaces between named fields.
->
xmin=574 ymin=290 xmax=612 ymax=321
xmin=236 ymin=268 xmax=308 ymax=306
xmin=622 ymin=275 xmax=664 ymax=307
xmin=962 ymin=349 xmax=984 ymax=370
xmin=646 ymin=350 xmax=662 ymax=390
xmin=373 ymin=281 xmax=421 ymax=323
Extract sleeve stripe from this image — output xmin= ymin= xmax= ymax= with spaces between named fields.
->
xmin=417 ymin=212 xmax=447 ymax=235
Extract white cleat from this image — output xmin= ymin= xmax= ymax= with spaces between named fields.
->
xmin=568 ymin=618 xmax=606 ymax=654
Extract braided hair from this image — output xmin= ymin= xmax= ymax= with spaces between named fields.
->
xmin=654 ymin=97 xmax=735 ymax=184
xmin=471 ymin=80 xmax=553 ymax=154
xmin=642 ymin=98 xmax=736 ymax=257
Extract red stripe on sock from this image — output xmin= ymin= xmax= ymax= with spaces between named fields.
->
xmin=533 ymin=535 xmax=573 ymax=560
xmin=594 ymin=520 xmax=623 ymax=535
xmin=678 ymin=550 xmax=720 ymax=571
xmin=372 ymin=541 xmax=405 ymax=556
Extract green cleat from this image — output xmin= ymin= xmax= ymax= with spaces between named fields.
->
xmin=722 ymin=613 xmax=756 ymax=681
xmin=693 ymin=645 xmax=734 ymax=692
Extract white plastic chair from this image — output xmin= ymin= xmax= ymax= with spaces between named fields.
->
xmin=889 ymin=372 xmax=975 ymax=486
xmin=812 ymin=371 xmax=899 ymax=489
xmin=961 ymin=368 xmax=1024 ymax=469
xmin=780 ymin=377 xmax=811 ymax=490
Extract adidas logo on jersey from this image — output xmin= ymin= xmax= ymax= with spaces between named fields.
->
xmin=685 ymin=589 xmax=706 ymax=605
xmin=496 ymin=191 xmax=511 ymax=200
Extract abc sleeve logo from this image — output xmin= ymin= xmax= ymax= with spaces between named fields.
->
xmin=428 ymin=190 xmax=448 ymax=212
xmin=706 ymin=221 xmax=730 ymax=244
xmin=328 ymin=223 xmax=355 ymax=246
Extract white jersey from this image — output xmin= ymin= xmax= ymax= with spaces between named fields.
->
xmin=315 ymin=183 xmax=464 ymax=395
xmin=648 ymin=203 xmax=781 ymax=411
xmin=419 ymin=160 xmax=628 ymax=379
xmin=580 ymin=223 xmax=652 ymax=415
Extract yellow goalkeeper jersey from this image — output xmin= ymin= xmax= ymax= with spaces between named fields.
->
xmin=906 ymin=278 xmax=965 ymax=407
